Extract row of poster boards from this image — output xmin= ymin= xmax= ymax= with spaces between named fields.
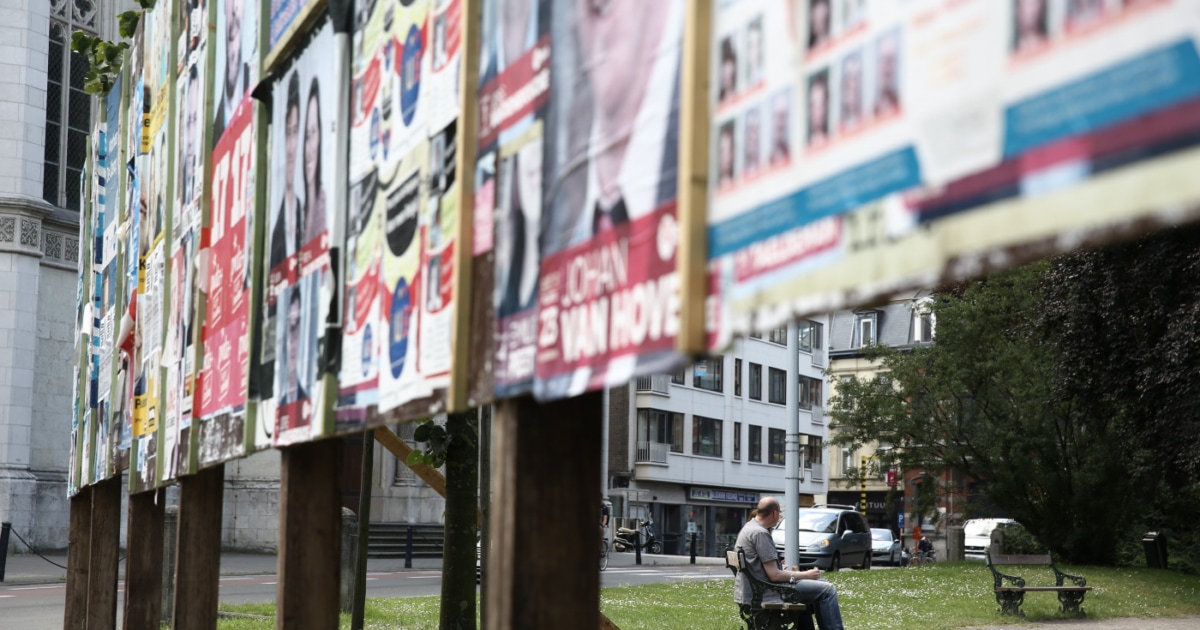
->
xmin=71 ymin=0 xmax=1200 ymax=494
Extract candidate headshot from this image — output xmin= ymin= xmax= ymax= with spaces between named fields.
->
xmin=215 ymin=0 xmax=250 ymax=137
xmin=874 ymin=30 xmax=900 ymax=118
xmin=744 ymin=17 xmax=764 ymax=88
xmin=809 ymin=0 xmax=832 ymax=51
xmin=303 ymin=77 xmax=328 ymax=245
xmin=840 ymin=50 xmax=864 ymax=131
xmin=807 ymin=70 xmax=830 ymax=147
xmin=719 ymin=35 xmax=738 ymax=103
xmin=282 ymin=287 xmax=307 ymax=404
xmin=743 ymin=106 xmax=761 ymax=177
xmin=270 ymin=72 xmax=303 ymax=273
xmin=717 ymin=120 xmax=736 ymax=188
xmin=1013 ymin=0 xmax=1048 ymax=53
xmin=768 ymin=90 xmax=791 ymax=166
xmin=183 ymin=63 xmax=200 ymax=207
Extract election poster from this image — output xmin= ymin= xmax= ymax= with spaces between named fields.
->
xmin=476 ymin=0 xmax=551 ymax=398
xmin=706 ymin=0 xmax=1200 ymax=349
xmin=213 ymin=0 xmax=260 ymax=142
xmin=176 ymin=53 xmax=207 ymax=239
xmin=196 ymin=95 xmax=255 ymax=459
xmin=343 ymin=0 xmax=459 ymax=420
xmin=534 ymin=0 xmax=686 ymax=400
xmin=266 ymin=21 xmax=337 ymax=445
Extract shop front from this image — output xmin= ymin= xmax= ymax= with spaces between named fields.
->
xmin=827 ymin=491 xmax=899 ymax=530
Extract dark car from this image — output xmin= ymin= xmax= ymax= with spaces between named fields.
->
xmin=772 ymin=504 xmax=873 ymax=571
xmin=870 ymin=528 xmax=902 ymax=566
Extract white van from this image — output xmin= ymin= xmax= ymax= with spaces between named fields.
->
xmin=963 ymin=518 xmax=1015 ymax=557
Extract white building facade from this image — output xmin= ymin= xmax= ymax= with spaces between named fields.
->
xmin=605 ymin=319 xmax=831 ymax=556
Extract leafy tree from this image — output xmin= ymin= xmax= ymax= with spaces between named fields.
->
xmin=830 ymin=258 xmax=1147 ymax=561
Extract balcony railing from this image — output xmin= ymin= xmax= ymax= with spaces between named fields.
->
xmin=806 ymin=463 xmax=826 ymax=482
xmin=635 ymin=440 xmax=670 ymax=463
xmin=634 ymin=374 xmax=672 ymax=394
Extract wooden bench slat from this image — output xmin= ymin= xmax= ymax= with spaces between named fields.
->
xmin=991 ymin=554 xmax=1053 ymax=565
xmin=996 ymin=586 xmax=1091 ymax=592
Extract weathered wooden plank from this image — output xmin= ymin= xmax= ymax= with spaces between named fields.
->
xmin=173 ymin=464 xmax=225 ymax=630
xmin=123 ymin=488 xmax=166 ymax=630
xmin=486 ymin=393 xmax=602 ymax=630
xmin=87 ymin=476 xmax=122 ymax=630
xmin=64 ymin=486 xmax=92 ymax=629
xmin=277 ymin=439 xmax=343 ymax=629
xmin=373 ymin=426 xmax=447 ymax=498
xmin=676 ymin=0 xmax=713 ymax=354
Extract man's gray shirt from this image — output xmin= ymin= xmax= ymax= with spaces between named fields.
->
xmin=733 ymin=518 xmax=782 ymax=605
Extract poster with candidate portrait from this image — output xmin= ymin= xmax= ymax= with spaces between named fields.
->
xmin=213 ymin=0 xmax=259 ymax=142
xmin=706 ymin=0 xmax=1200 ymax=351
xmin=475 ymin=0 xmax=551 ymax=399
xmin=533 ymin=0 xmax=686 ymax=401
xmin=266 ymin=21 xmax=337 ymax=445
xmin=269 ymin=0 xmax=322 ymax=66
xmin=176 ymin=55 xmax=207 ymax=238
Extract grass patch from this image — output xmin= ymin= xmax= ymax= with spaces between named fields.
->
xmin=218 ymin=563 xmax=1200 ymax=629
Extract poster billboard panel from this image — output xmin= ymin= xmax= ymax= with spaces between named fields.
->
xmin=533 ymin=0 xmax=686 ymax=400
xmin=265 ymin=21 xmax=338 ymax=445
xmin=341 ymin=0 xmax=460 ymax=421
xmin=706 ymin=0 xmax=1200 ymax=349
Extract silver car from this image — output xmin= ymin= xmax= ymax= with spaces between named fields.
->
xmin=772 ymin=505 xmax=873 ymax=571
xmin=870 ymin=528 xmax=902 ymax=566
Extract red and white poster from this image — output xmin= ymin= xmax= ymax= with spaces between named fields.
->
xmin=197 ymin=100 xmax=254 ymax=419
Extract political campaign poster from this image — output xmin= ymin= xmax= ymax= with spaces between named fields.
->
xmin=213 ymin=0 xmax=260 ymax=142
xmin=342 ymin=0 xmax=460 ymax=420
xmin=176 ymin=54 xmax=207 ymax=238
xmin=266 ymin=21 xmax=337 ymax=445
xmin=476 ymin=0 xmax=551 ymax=398
xmin=706 ymin=0 xmax=1200 ymax=349
xmin=533 ymin=0 xmax=686 ymax=401
xmin=196 ymin=99 xmax=255 ymax=463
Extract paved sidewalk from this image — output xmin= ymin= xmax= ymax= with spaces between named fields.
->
xmin=1 ymin=547 xmax=724 ymax=586
xmin=969 ymin=617 xmax=1200 ymax=629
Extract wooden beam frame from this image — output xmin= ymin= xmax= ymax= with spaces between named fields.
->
xmin=277 ymin=439 xmax=343 ymax=629
xmin=124 ymin=488 xmax=166 ymax=629
xmin=173 ymin=464 xmax=225 ymax=630
xmin=676 ymin=0 xmax=713 ymax=354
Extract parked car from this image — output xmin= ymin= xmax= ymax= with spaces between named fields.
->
xmin=772 ymin=505 xmax=873 ymax=571
xmin=870 ymin=528 xmax=902 ymax=566
xmin=963 ymin=518 xmax=1015 ymax=558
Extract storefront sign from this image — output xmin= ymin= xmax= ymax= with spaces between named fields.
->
xmin=689 ymin=488 xmax=759 ymax=504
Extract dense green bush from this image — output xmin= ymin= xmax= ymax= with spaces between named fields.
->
xmin=1000 ymin=522 xmax=1047 ymax=555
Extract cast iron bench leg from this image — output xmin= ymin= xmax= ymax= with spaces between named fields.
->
xmin=1059 ymin=590 xmax=1087 ymax=615
xmin=997 ymin=590 xmax=1026 ymax=617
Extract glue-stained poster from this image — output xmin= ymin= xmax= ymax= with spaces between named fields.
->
xmin=534 ymin=0 xmax=686 ymax=400
xmin=266 ymin=21 xmax=337 ymax=445
xmin=476 ymin=0 xmax=551 ymax=398
xmin=342 ymin=0 xmax=460 ymax=420
xmin=706 ymin=0 xmax=1200 ymax=349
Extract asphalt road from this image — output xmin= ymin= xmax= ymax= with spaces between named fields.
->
xmin=0 ymin=562 xmax=732 ymax=629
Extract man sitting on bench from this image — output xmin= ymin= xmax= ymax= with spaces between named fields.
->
xmin=734 ymin=497 xmax=846 ymax=630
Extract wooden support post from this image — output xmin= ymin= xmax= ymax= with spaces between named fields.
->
xmin=86 ymin=476 xmax=122 ymax=630
xmin=486 ymin=393 xmax=601 ymax=630
xmin=277 ymin=438 xmax=343 ymax=629
xmin=174 ymin=464 xmax=225 ymax=630
xmin=124 ymin=489 xmax=166 ymax=630
xmin=64 ymin=486 xmax=92 ymax=629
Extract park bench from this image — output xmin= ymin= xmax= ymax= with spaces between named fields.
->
xmin=986 ymin=552 xmax=1092 ymax=617
xmin=725 ymin=547 xmax=815 ymax=630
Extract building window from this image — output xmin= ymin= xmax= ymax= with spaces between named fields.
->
xmin=841 ymin=447 xmax=854 ymax=476
xmin=767 ymin=326 xmax=788 ymax=345
xmin=768 ymin=428 xmax=785 ymax=465
xmin=733 ymin=422 xmax=742 ymax=461
xmin=913 ymin=300 xmax=935 ymax=343
xmin=44 ymin=3 xmax=96 ymax=212
xmin=637 ymin=408 xmax=684 ymax=453
xmin=734 ymin=358 xmax=742 ymax=397
xmin=749 ymin=330 xmax=762 ymax=339
xmin=768 ymin=367 xmax=786 ymax=404
xmin=855 ymin=312 xmax=877 ymax=347
xmin=693 ymin=415 xmax=722 ymax=457
xmin=798 ymin=376 xmax=822 ymax=409
xmin=693 ymin=356 xmax=724 ymax=392
xmin=749 ymin=363 xmax=762 ymax=400
xmin=799 ymin=321 xmax=822 ymax=352
xmin=670 ymin=366 xmax=687 ymax=384
xmin=749 ymin=425 xmax=762 ymax=462
xmin=804 ymin=435 xmax=824 ymax=466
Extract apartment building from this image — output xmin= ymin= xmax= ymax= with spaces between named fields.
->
xmin=605 ymin=318 xmax=831 ymax=557
xmin=826 ymin=293 xmax=935 ymax=534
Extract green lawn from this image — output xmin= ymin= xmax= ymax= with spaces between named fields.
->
xmin=217 ymin=563 xmax=1200 ymax=629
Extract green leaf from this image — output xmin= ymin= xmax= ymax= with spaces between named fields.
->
xmin=70 ymin=31 xmax=97 ymax=54
xmin=118 ymin=11 xmax=140 ymax=39
xmin=413 ymin=422 xmax=433 ymax=443
xmin=136 ymin=0 xmax=156 ymax=10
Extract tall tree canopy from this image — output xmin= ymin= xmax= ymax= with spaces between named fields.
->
xmin=830 ymin=225 xmax=1200 ymax=570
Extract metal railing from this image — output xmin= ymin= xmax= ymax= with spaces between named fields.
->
xmin=635 ymin=440 xmax=670 ymax=463
xmin=634 ymin=374 xmax=671 ymax=394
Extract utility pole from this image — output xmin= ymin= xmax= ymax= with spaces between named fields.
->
xmin=785 ymin=321 xmax=800 ymax=569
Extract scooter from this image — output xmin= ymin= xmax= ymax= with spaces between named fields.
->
xmin=612 ymin=519 xmax=664 ymax=554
